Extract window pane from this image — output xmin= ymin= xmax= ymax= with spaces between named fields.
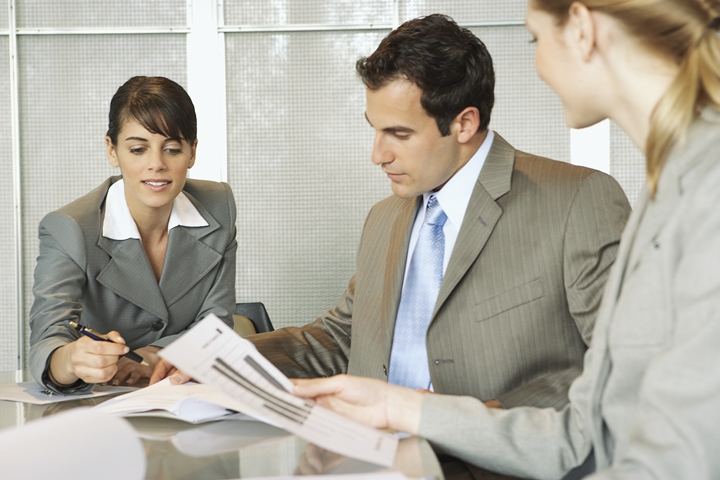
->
xmin=400 ymin=0 xmax=527 ymax=23
xmin=16 ymin=0 xmax=186 ymax=29
xmin=477 ymin=26 xmax=570 ymax=163
xmin=610 ymin=123 xmax=644 ymax=206
xmin=225 ymin=31 xmax=389 ymax=328
xmin=224 ymin=0 xmax=392 ymax=26
xmin=0 ymin=36 xmax=17 ymax=371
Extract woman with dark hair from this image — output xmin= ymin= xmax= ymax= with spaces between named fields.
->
xmin=29 ymin=76 xmax=236 ymax=394
xmin=291 ymin=2 xmax=720 ymax=478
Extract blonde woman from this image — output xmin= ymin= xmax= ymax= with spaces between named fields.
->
xmin=292 ymin=2 xmax=720 ymax=478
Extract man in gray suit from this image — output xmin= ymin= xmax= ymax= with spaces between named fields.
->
xmin=245 ymin=14 xmax=630 ymax=411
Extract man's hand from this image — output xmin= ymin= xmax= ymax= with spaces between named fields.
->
xmin=149 ymin=358 xmax=193 ymax=386
xmin=108 ymin=346 xmax=161 ymax=386
xmin=292 ymin=374 xmax=424 ymax=434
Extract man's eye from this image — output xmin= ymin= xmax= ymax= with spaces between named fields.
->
xmin=394 ymin=133 xmax=410 ymax=140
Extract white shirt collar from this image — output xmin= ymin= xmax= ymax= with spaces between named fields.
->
xmin=102 ymin=179 xmax=209 ymax=241
xmin=422 ymin=130 xmax=495 ymax=229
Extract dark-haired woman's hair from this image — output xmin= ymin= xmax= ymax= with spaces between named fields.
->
xmin=106 ymin=76 xmax=197 ymax=145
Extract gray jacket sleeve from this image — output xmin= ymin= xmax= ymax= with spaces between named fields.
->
xmin=29 ymin=213 xmax=92 ymax=394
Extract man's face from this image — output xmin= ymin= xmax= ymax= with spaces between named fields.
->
xmin=365 ymin=79 xmax=464 ymax=199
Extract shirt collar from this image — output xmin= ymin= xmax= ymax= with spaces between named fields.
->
xmin=102 ymin=179 xmax=209 ymax=241
xmin=424 ymin=130 xmax=495 ymax=229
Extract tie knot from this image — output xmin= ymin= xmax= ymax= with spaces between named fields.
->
xmin=424 ymin=196 xmax=447 ymax=226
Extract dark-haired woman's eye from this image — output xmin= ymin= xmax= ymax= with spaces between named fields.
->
xmin=130 ymin=147 xmax=146 ymax=155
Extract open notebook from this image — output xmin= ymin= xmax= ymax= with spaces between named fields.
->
xmin=94 ymin=378 xmax=258 ymax=424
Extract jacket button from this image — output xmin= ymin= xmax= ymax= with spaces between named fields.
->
xmin=151 ymin=321 xmax=164 ymax=331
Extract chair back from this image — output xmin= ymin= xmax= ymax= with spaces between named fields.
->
xmin=234 ymin=302 xmax=274 ymax=333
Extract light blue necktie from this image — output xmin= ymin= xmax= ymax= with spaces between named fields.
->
xmin=388 ymin=195 xmax=447 ymax=390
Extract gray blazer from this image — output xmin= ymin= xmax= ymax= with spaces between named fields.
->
xmin=29 ymin=176 xmax=237 ymax=393
xmin=417 ymin=111 xmax=720 ymax=479
xmin=251 ymin=133 xmax=630 ymax=409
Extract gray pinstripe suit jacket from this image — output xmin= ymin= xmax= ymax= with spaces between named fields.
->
xmin=29 ymin=176 xmax=237 ymax=393
xmin=251 ymin=133 xmax=630 ymax=409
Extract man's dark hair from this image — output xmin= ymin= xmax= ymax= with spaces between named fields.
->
xmin=356 ymin=14 xmax=495 ymax=135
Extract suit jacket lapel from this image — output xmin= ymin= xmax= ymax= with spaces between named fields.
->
xmin=96 ymin=189 xmax=222 ymax=319
xmin=432 ymin=132 xmax=512 ymax=319
xmin=97 ymin=236 xmax=169 ymax=321
xmin=159 ymin=191 xmax=222 ymax=308
xmin=381 ymin=198 xmax=420 ymax=353
xmin=159 ymin=224 xmax=221 ymax=307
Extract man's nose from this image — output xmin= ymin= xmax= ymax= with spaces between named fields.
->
xmin=371 ymin=134 xmax=392 ymax=165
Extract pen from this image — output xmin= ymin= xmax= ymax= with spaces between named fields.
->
xmin=69 ymin=321 xmax=150 ymax=366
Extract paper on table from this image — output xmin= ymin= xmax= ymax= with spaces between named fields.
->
xmin=160 ymin=314 xmax=398 ymax=467
xmin=0 ymin=407 xmax=145 ymax=480
xmin=94 ymin=378 xmax=258 ymax=424
xmin=0 ymin=381 xmax=135 ymax=405
xmin=231 ymin=473 xmax=408 ymax=480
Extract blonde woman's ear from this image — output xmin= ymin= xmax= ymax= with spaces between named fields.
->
xmin=567 ymin=2 xmax=597 ymax=62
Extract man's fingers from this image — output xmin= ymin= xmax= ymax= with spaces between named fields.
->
xmin=169 ymin=370 xmax=192 ymax=385
xmin=149 ymin=359 xmax=175 ymax=385
xmin=293 ymin=375 xmax=346 ymax=398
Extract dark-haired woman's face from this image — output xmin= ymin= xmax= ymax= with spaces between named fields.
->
xmin=106 ymin=120 xmax=196 ymax=219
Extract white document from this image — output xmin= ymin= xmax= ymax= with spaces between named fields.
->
xmin=0 ymin=407 xmax=145 ymax=480
xmin=94 ymin=378 xmax=256 ymax=424
xmin=0 ymin=381 xmax=135 ymax=405
xmin=160 ymin=314 xmax=398 ymax=467
xmin=234 ymin=474 xmax=408 ymax=480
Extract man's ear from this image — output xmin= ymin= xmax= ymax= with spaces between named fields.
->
xmin=567 ymin=1 xmax=596 ymax=62
xmin=106 ymin=136 xmax=119 ymax=168
xmin=188 ymin=139 xmax=198 ymax=169
xmin=454 ymin=107 xmax=481 ymax=144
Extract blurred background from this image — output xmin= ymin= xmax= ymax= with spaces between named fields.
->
xmin=0 ymin=0 xmax=644 ymax=370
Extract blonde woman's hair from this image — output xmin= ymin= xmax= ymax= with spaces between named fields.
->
xmin=534 ymin=0 xmax=720 ymax=195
